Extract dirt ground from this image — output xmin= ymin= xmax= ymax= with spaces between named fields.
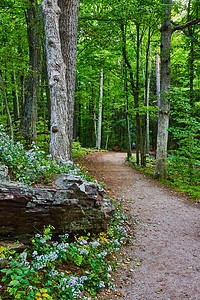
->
xmin=80 ymin=151 xmax=200 ymax=300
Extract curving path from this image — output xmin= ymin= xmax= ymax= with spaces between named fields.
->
xmin=81 ymin=151 xmax=200 ymax=300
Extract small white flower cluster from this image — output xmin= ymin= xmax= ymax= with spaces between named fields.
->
xmin=56 ymin=273 xmax=87 ymax=297
xmin=89 ymin=241 xmax=100 ymax=248
xmin=98 ymin=281 xmax=105 ymax=288
xmin=59 ymin=233 xmax=69 ymax=240
xmin=98 ymin=250 xmax=107 ymax=259
xmin=18 ymin=251 xmax=31 ymax=268
xmin=0 ymin=126 xmax=79 ymax=184
xmin=33 ymin=250 xmax=59 ymax=270
xmin=78 ymin=238 xmax=88 ymax=245
xmin=78 ymin=248 xmax=89 ymax=255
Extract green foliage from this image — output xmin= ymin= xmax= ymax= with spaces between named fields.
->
xmin=0 ymin=126 xmax=75 ymax=185
xmin=0 ymin=201 xmax=130 ymax=299
xmin=168 ymin=88 xmax=200 ymax=187
xmin=129 ymin=151 xmax=200 ymax=200
xmin=72 ymin=141 xmax=95 ymax=161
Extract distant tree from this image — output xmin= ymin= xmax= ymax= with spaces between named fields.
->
xmin=96 ymin=68 xmax=103 ymax=150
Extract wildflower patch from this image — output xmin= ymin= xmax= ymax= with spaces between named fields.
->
xmin=0 ymin=201 xmax=131 ymax=299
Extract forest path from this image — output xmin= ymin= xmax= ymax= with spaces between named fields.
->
xmin=81 ymin=151 xmax=200 ymax=300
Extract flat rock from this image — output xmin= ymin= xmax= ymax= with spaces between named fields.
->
xmin=0 ymin=169 xmax=115 ymax=242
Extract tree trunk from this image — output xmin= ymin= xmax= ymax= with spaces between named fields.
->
xmin=20 ymin=74 xmax=25 ymax=108
xmin=58 ymin=0 xmax=80 ymax=160
xmin=73 ymin=82 xmax=77 ymax=140
xmin=96 ymin=68 xmax=103 ymax=150
xmin=123 ymin=66 xmax=132 ymax=159
xmin=135 ymin=24 xmax=145 ymax=166
xmin=146 ymin=42 xmax=151 ymax=155
xmin=0 ymin=72 xmax=13 ymax=140
xmin=120 ymin=23 xmax=138 ymax=162
xmin=155 ymin=49 xmax=161 ymax=109
xmin=187 ymin=0 xmax=194 ymax=105
xmin=154 ymin=0 xmax=172 ymax=178
xmin=42 ymin=0 xmax=79 ymax=162
xmin=12 ymin=68 xmax=20 ymax=120
xmin=20 ymin=0 xmax=41 ymax=144
xmin=42 ymin=43 xmax=51 ymax=130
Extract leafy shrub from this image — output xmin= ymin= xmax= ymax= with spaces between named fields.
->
xmin=0 ymin=125 xmax=82 ymax=185
xmin=72 ymin=140 xmax=94 ymax=161
xmin=168 ymin=88 xmax=200 ymax=187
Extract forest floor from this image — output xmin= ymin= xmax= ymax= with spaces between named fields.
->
xmin=80 ymin=151 xmax=200 ymax=300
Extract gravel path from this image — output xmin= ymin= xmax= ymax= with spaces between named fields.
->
xmin=81 ymin=151 xmax=200 ymax=300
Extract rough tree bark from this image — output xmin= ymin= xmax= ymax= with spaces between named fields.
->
xmin=41 ymin=0 xmax=79 ymax=162
xmin=20 ymin=0 xmax=41 ymax=144
xmin=154 ymin=0 xmax=172 ymax=178
xmin=58 ymin=0 xmax=80 ymax=160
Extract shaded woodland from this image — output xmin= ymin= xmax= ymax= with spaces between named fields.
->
xmin=0 ymin=0 xmax=199 ymax=186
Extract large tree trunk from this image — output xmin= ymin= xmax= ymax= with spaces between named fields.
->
xmin=154 ymin=0 xmax=172 ymax=178
xmin=96 ymin=69 xmax=103 ymax=150
xmin=58 ymin=0 xmax=80 ymax=160
xmin=20 ymin=0 xmax=41 ymax=144
xmin=41 ymin=0 xmax=79 ymax=162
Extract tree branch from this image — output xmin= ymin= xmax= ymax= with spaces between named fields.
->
xmin=172 ymin=18 xmax=200 ymax=33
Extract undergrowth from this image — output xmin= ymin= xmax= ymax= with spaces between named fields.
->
xmin=129 ymin=156 xmax=200 ymax=201
xmin=0 ymin=201 xmax=130 ymax=300
xmin=72 ymin=141 xmax=95 ymax=162
xmin=0 ymin=126 xmax=94 ymax=186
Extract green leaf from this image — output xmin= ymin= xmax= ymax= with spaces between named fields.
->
xmin=8 ymin=280 xmax=20 ymax=287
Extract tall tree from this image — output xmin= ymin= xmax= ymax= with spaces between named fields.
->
xmin=154 ymin=0 xmax=172 ymax=178
xmin=20 ymin=0 xmax=41 ymax=144
xmin=58 ymin=0 xmax=80 ymax=160
xmin=154 ymin=0 xmax=200 ymax=178
xmin=42 ymin=0 xmax=80 ymax=162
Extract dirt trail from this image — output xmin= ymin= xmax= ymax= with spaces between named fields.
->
xmin=81 ymin=151 xmax=200 ymax=300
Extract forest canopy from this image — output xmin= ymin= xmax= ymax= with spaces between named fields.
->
xmin=0 ymin=0 xmax=199 ymax=188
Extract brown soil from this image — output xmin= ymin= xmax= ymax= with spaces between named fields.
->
xmin=81 ymin=151 xmax=200 ymax=300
